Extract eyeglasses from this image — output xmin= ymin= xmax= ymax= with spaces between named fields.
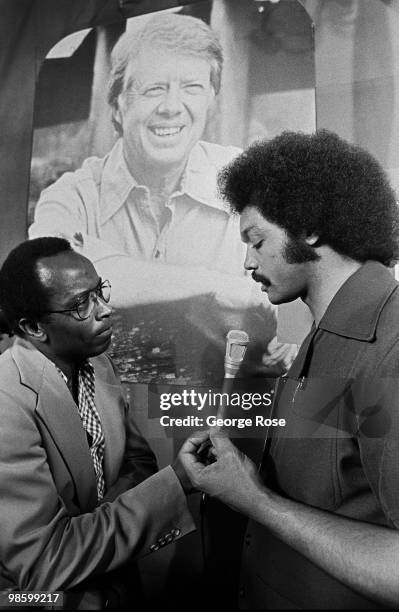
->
xmin=42 ymin=280 xmax=111 ymax=321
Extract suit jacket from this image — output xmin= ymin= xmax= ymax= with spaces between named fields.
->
xmin=0 ymin=338 xmax=195 ymax=607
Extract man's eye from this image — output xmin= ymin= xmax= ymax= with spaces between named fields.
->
xmin=183 ymin=83 xmax=205 ymax=94
xmin=75 ymin=294 xmax=90 ymax=309
xmin=143 ymin=86 xmax=165 ymax=97
xmin=253 ymin=240 xmax=263 ymax=250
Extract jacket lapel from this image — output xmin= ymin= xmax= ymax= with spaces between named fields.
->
xmin=11 ymin=339 xmax=98 ymax=511
xmin=92 ymin=356 xmax=125 ymax=488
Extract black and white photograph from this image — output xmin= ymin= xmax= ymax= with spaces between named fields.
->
xmin=1 ymin=0 xmax=399 ymax=609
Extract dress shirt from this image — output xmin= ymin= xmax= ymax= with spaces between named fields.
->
xmin=30 ymin=139 xmax=246 ymax=274
xmin=56 ymin=360 xmax=105 ymax=500
xmin=29 ymin=139 xmax=278 ymax=384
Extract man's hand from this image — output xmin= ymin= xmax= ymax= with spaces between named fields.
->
xmin=172 ymin=430 xmax=213 ymax=495
xmin=261 ymin=337 xmax=298 ymax=374
xmin=178 ymin=430 xmax=263 ymax=514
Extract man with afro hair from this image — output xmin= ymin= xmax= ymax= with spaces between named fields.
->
xmin=179 ymin=130 xmax=399 ymax=609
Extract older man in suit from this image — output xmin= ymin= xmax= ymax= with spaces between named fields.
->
xmin=0 ymin=237 xmax=194 ymax=609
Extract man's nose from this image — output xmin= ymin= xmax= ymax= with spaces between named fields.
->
xmin=95 ymin=296 xmax=112 ymax=319
xmin=157 ymin=85 xmax=184 ymax=115
xmin=244 ymin=245 xmax=257 ymax=271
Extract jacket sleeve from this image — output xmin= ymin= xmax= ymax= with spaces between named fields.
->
xmin=355 ymin=340 xmax=399 ymax=529
xmin=0 ymin=388 xmax=195 ymax=592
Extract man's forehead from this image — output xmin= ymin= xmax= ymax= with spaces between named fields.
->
xmin=240 ymin=207 xmax=267 ymax=235
xmin=124 ymin=47 xmax=211 ymax=84
xmin=37 ymin=252 xmax=97 ymax=297
xmin=240 ymin=208 xmax=285 ymax=240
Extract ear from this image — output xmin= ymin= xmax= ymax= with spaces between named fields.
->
xmin=111 ymin=99 xmax=124 ymax=136
xmin=207 ymin=88 xmax=217 ymax=113
xmin=18 ymin=318 xmax=48 ymax=342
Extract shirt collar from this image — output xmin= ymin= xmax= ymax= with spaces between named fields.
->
xmin=53 ymin=360 xmax=93 ymax=386
xmin=180 ymin=142 xmax=229 ymax=211
xmin=100 ymin=139 xmax=230 ymax=223
xmin=318 ymin=261 xmax=398 ymax=341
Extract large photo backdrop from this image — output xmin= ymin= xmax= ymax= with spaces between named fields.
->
xmin=28 ymin=1 xmax=315 ymax=396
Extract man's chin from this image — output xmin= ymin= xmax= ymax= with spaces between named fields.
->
xmin=143 ymin=137 xmax=196 ymax=166
xmin=266 ymin=289 xmax=299 ymax=306
xmin=146 ymin=149 xmax=189 ymax=169
xmin=89 ymin=336 xmax=112 ymax=357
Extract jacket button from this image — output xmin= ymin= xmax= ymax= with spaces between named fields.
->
xmin=150 ymin=544 xmax=159 ymax=552
xmin=165 ymin=533 xmax=173 ymax=543
xmin=171 ymin=528 xmax=181 ymax=537
xmin=239 ymin=587 xmax=245 ymax=597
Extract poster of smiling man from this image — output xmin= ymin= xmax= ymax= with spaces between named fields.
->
xmin=27 ymin=2 xmax=315 ymax=403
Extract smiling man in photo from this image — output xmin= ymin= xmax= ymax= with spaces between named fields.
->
xmin=29 ymin=12 xmax=295 ymax=379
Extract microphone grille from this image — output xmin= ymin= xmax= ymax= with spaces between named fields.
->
xmin=225 ymin=329 xmax=250 ymax=365
xmin=227 ymin=329 xmax=249 ymax=345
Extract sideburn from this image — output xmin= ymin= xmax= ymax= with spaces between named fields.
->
xmin=283 ymin=235 xmax=321 ymax=264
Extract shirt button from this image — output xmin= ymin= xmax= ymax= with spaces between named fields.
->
xmin=154 ymin=250 xmax=160 ymax=259
xmin=239 ymin=587 xmax=245 ymax=597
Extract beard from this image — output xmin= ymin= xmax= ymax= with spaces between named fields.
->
xmin=283 ymin=235 xmax=320 ymax=264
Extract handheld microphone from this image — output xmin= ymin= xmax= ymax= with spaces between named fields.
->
xmin=218 ymin=329 xmax=250 ymax=419
xmin=200 ymin=329 xmax=250 ymax=524
xmin=224 ymin=329 xmax=250 ymax=378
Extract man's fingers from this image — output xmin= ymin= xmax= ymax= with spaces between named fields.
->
xmin=263 ymin=341 xmax=298 ymax=367
xmin=197 ymin=440 xmax=210 ymax=454
xmin=180 ymin=430 xmax=209 ymax=454
xmin=179 ymin=431 xmax=211 ymax=471
xmin=209 ymin=430 xmax=234 ymax=453
xmin=267 ymin=336 xmax=278 ymax=352
xmin=262 ymin=347 xmax=287 ymax=364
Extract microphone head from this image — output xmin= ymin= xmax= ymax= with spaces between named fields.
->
xmin=225 ymin=329 xmax=249 ymax=377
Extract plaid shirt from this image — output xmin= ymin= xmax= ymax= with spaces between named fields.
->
xmin=56 ymin=361 xmax=105 ymax=500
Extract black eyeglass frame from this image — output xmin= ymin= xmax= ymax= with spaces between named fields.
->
xmin=40 ymin=279 xmax=111 ymax=321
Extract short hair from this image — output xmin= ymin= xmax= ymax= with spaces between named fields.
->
xmin=218 ymin=130 xmax=399 ymax=266
xmin=0 ymin=237 xmax=72 ymax=335
xmin=108 ymin=13 xmax=223 ymax=135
